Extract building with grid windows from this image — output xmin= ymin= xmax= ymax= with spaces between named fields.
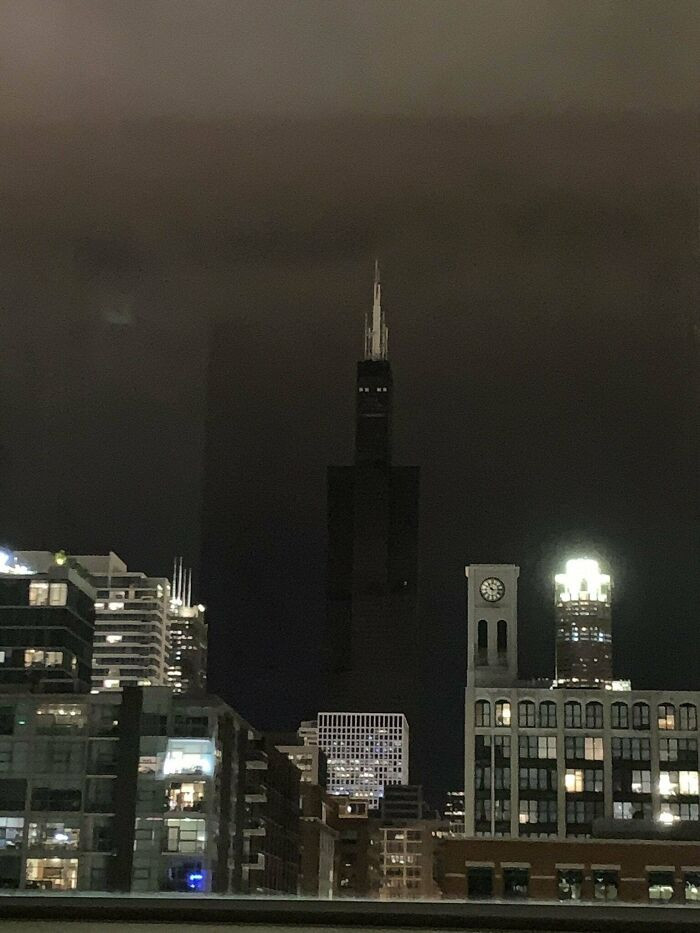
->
xmin=167 ymin=559 xmax=207 ymax=695
xmin=317 ymin=712 xmax=409 ymax=809
xmin=555 ymin=558 xmax=613 ymax=688
xmin=465 ymin=563 xmax=700 ymax=839
xmin=0 ymin=686 xmax=299 ymax=894
xmin=0 ymin=550 xmax=96 ymax=693
xmin=73 ymin=554 xmax=170 ymax=692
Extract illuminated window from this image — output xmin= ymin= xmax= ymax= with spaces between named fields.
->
xmin=684 ymin=872 xmax=700 ymax=902
xmin=27 ymin=822 xmax=79 ymax=850
xmin=631 ymin=769 xmax=651 ymax=793
xmin=48 ymin=583 xmax=67 ymax=606
xmin=0 ymin=816 xmax=23 ymax=849
xmin=25 ymin=857 xmax=78 ymax=891
xmin=105 ymin=634 xmax=122 ymax=644
xmin=614 ymin=800 xmax=651 ymax=820
xmin=24 ymin=650 xmax=63 ymax=669
xmin=494 ymin=701 xmax=511 ymax=728
xmin=648 ymin=871 xmax=675 ymax=902
xmin=565 ymin=769 xmax=584 ymax=793
xmin=658 ymin=704 xmax=676 ymax=731
xmin=164 ymin=818 xmax=206 ymax=854
xmin=29 ymin=581 xmax=49 ymax=606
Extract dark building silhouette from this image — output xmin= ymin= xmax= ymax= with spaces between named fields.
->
xmin=325 ymin=264 xmax=420 ymax=717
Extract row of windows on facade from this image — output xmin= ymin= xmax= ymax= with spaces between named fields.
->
xmin=475 ymin=763 xmax=700 ymax=796
xmin=477 ymin=733 xmax=700 ymax=768
xmin=475 ymin=699 xmax=698 ymax=731
xmin=463 ymin=865 xmax=700 ymax=903
xmin=358 ymin=386 xmax=388 ymax=393
xmin=474 ymin=798 xmax=700 ymax=826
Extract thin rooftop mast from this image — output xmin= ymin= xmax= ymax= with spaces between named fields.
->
xmin=364 ymin=259 xmax=388 ymax=360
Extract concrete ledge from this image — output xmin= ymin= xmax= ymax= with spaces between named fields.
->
xmin=0 ymin=894 xmax=699 ymax=930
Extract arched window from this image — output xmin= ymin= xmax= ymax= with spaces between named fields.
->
xmin=658 ymin=704 xmax=676 ymax=731
xmin=518 ymin=700 xmax=536 ymax=728
xmin=495 ymin=700 xmax=511 ymax=728
xmin=632 ymin=702 xmax=650 ymax=730
xmin=565 ymin=701 xmax=582 ymax=729
xmin=475 ymin=699 xmax=491 ymax=727
xmin=611 ymin=702 xmax=629 ymax=729
xmin=586 ymin=702 xmax=604 ymax=729
xmin=679 ymin=703 xmax=697 ymax=731
xmin=539 ymin=701 xmax=557 ymax=728
xmin=497 ymin=620 xmax=508 ymax=655
xmin=477 ymin=620 xmax=488 ymax=665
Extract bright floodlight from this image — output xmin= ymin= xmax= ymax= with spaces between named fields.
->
xmin=555 ymin=558 xmax=610 ymax=603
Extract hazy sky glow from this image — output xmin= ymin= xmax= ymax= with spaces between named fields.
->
xmin=1 ymin=0 xmax=697 ymax=798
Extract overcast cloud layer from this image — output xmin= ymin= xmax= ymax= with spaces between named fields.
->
xmin=0 ymin=0 xmax=697 ymax=120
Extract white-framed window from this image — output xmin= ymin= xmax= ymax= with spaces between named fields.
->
xmin=29 ymin=581 xmax=49 ymax=606
xmin=49 ymin=583 xmax=68 ymax=606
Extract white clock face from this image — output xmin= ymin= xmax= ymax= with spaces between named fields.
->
xmin=480 ymin=577 xmax=505 ymax=602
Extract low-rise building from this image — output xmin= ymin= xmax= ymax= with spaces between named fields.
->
xmin=438 ymin=832 xmax=700 ymax=903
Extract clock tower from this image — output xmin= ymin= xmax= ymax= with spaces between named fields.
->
xmin=466 ymin=563 xmax=519 ymax=688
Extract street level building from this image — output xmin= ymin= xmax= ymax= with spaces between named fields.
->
xmin=439 ymin=832 xmax=700 ymax=903
xmin=555 ymin=558 xmax=613 ymax=688
xmin=378 ymin=819 xmax=441 ymax=900
xmin=0 ymin=550 xmax=96 ymax=693
xmin=167 ymin=559 xmax=207 ymax=694
xmin=325 ymin=264 xmax=420 ymax=721
xmin=75 ymin=554 xmax=170 ymax=692
xmin=443 ymin=790 xmax=466 ymax=835
xmin=465 ymin=563 xmax=700 ymax=838
xmin=0 ymin=687 xmax=299 ymax=894
xmin=318 ymin=712 xmax=409 ymax=809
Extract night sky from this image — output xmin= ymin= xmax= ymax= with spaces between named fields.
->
xmin=1 ymin=2 xmax=698 ymax=802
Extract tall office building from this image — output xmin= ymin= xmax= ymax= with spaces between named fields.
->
xmin=464 ymin=561 xmax=700 ymax=838
xmin=325 ymin=263 xmax=420 ymax=716
xmin=318 ymin=711 xmax=409 ymax=808
xmin=167 ymin=558 xmax=207 ymax=694
xmin=0 ymin=550 xmax=96 ymax=693
xmin=555 ymin=558 xmax=613 ymax=688
xmin=74 ymin=554 xmax=170 ymax=692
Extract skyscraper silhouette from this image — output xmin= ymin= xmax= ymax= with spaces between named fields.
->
xmin=325 ymin=263 xmax=420 ymax=716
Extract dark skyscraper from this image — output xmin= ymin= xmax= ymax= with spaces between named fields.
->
xmin=325 ymin=264 xmax=420 ymax=716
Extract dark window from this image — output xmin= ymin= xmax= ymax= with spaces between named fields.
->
xmin=30 ymin=787 xmax=81 ymax=811
xmin=679 ymin=704 xmax=697 ymax=732
xmin=475 ymin=700 xmax=491 ymax=728
xmin=558 ymin=869 xmax=583 ymax=900
xmin=0 ymin=709 xmax=14 ymax=736
xmin=632 ymin=703 xmax=650 ymax=730
xmin=594 ymin=870 xmax=619 ymax=901
xmin=518 ymin=701 xmax=535 ymax=728
xmin=539 ymin=701 xmax=557 ymax=728
xmin=586 ymin=702 xmax=604 ymax=729
xmin=477 ymin=620 xmax=487 ymax=663
xmin=497 ymin=620 xmax=507 ymax=654
xmin=0 ymin=779 xmax=26 ymax=810
xmin=467 ymin=866 xmax=493 ymax=899
xmin=503 ymin=867 xmax=529 ymax=898
xmin=565 ymin=701 xmax=582 ymax=728
xmin=611 ymin=702 xmax=629 ymax=729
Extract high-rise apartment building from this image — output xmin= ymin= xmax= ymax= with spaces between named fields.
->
xmin=0 ymin=550 xmax=96 ymax=693
xmin=0 ymin=686 xmax=300 ymax=894
xmin=464 ymin=561 xmax=700 ymax=838
xmin=74 ymin=554 xmax=170 ymax=692
xmin=167 ymin=559 xmax=207 ymax=694
xmin=318 ymin=712 xmax=409 ymax=808
xmin=555 ymin=558 xmax=613 ymax=688
xmin=325 ymin=264 xmax=420 ymax=717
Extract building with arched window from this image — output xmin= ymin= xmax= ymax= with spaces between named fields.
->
xmin=464 ymin=562 xmax=700 ymax=839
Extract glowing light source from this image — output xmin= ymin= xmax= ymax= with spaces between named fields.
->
xmin=555 ymin=558 xmax=610 ymax=603
xmin=0 ymin=550 xmax=35 ymax=575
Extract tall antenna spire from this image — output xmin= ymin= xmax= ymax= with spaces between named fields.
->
xmin=364 ymin=259 xmax=388 ymax=360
